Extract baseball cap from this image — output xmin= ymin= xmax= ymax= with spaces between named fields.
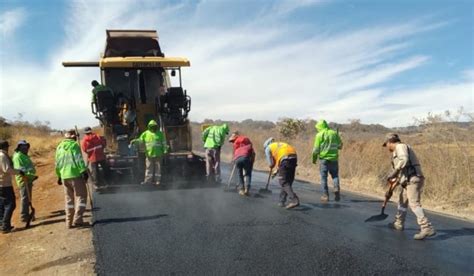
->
xmin=16 ymin=140 xmax=30 ymax=150
xmin=84 ymin=127 xmax=92 ymax=134
xmin=228 ymin=131 xmax=240 ymax=143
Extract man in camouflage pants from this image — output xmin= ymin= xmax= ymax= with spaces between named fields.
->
xmin=383 ymin=133 xmax=435 ymax=240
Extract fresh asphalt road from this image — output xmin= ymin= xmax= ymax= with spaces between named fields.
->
xmin=92 ymin=166 xmax=474 ymax=275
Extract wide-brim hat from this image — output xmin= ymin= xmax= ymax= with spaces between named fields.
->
xmin=16 ymin=140 xmax=30 ymax=150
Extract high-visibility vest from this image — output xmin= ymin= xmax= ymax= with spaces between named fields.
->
xmin=268 ymin=142 xmax=297 ymax=167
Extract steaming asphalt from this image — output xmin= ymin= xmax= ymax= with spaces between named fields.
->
xmin=92 ymin=166 xmax=474 ymax=275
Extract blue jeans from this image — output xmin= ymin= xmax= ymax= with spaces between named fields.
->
xmin=320 ymin=159 xmax=340 ymax=194
xmin=0 ymin=186 xmax=16 ymax=230
xmin=235 ymin=156 xmax=253 ymax=190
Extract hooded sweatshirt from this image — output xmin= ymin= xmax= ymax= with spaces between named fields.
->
xmin=81 ymin=133 xmax=106 ymax=162
xmin=202 ymin=124 xmax=229 ymax=149
xmin=232 ymin=136 xmax=255 ymax=161
xmin=312 ymin=120 xmax=342 ymax=162
xmin=139 ymin=120 xmax=167 ymax=158
xmin=55 ymin=139 xmax=87 ymax=180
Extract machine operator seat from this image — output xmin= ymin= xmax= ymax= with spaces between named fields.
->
xmin=163 ymin=87 xmax=190 ymax=125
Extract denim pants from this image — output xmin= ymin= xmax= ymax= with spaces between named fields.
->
xmin=235 ymin=156 xmax=253 ymax=190
xmin=320 ymin=159 xmax=340 ymax=194
xmin=0 ymin=186 xmax=16 ymax=230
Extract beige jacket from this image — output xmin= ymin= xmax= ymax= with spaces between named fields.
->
xmin=391 ymin=143 xmax=424 ymax=185
xmin=0 ymin=150 xmax=16 ymax=187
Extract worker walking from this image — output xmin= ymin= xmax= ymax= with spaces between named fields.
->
xmin=229 ymin=132 xmax=255 ymax=196
xmin=55 ymin=130 xmax=89 ymax=228
xmin=383 ymin=133 xmax=436 ymax=240
xmin=0 ymin=140 xmax=25 ymax=233
xmin=139 ymin=120 xmax=167 ymax=185
xmin=202 ymin=123 xmax=229 ymax=183
xmin=12 ymin=140 xmax=37 ymax=223
xmin=312 ymin=120 xmax=343 ymax=202
xmin=264 ymin=138 xmax=300 ymax=209
xmin=81 ymin=127 xmax=109 ymax=190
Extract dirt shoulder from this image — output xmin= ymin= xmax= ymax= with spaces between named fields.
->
xmin=0 ymin=153 xmax=95 ymax=275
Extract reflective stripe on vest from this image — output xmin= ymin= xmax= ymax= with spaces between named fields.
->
xmin=86 ymin=145 xmax=103 ymax=152
xmin=269 ymin=142 xmax=297 ymax=167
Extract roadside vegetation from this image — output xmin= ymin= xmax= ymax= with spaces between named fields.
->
xmin=192 ymin=109 xmax=474 ymax=219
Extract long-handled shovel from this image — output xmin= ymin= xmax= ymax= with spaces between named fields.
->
xmin=258 ymin=170 xmax=273 ymax=194
xmin=23 ymin=176 xmax=36 ymax=228
xmin=223 ymin=163 xmax=237 ymax=192
xmin=365 ymin=180 xmax=398 ymax=222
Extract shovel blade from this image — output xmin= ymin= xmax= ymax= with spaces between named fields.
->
xmin=365 ymin=213 xmax=389 ymax=222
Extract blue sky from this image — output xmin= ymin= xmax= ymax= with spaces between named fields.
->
xmin=0 ymin=0 xmax=473 ymax=128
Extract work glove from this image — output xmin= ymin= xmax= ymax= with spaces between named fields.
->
xmin=271 ymin=170 xmax=279 ymax=179
xmin=57 ymin=178 xmax=62 ymax=185
xmin=81 ymin=172 xmax=89 ymax=182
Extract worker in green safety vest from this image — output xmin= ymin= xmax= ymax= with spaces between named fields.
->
xmin=12 ymin=140 xmax=37 ymax=223
xmin=138 ymin=120 xmax=168 ymax=185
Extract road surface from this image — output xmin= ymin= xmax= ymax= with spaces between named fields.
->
xmin=92 ymin=166 xmax=474 ymax=275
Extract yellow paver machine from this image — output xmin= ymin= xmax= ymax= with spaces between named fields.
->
xmin=63 ymin=30 xmax=206 ymax=185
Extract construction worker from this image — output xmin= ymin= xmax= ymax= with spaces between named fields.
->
xmin=229 ymin=132 xmax=255 ymax=196
xmin=81 ymin=127 xmax=109 ymax=190
xmin=0 ymin=140 xmax=25 ymax=233
xmin=91 ymin=80 xmax=116 ymax=124
xmin=202 ymin=123 xmax=229 ymax=182
xmin=55 ymin=130 xmax=89 ymax=228
xmin=383 ymin=133 xmax=436 ymax=240
xmin=263 ymin=138 xmax=300 ymax=209
xmin=91 ymin=80 xmax=114 ymax=103
xmin=312 ymin=120 xmax=343 ymax=202
xmin=12 ymin=140 xmax=37 ymax=223
xmin=138 ymin=120 xmax=167 ymax=185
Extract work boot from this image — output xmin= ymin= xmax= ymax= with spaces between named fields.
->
xmin=286 ymin=202 xmax=300 ymax=209
xmin=244 ymin=187 xmax=250 ymax=196
xmin=334 ymin=191 xmax=341 ymax=202
xmin=413 ymin=227 xmax=436 ymax=240
xmin=238 ymin=189 xmax=246 ymax=196
xmin=388 ymin=221 xmax=404 ymax=231
xmin=321 ymin=193 xmax=329 ymax=202
xmin=1 ymin=226 xmax=14 ymax=234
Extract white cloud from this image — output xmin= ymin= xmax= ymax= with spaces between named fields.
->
xmin=0 ymin=0 xmax=470 ymax=129
xmin=0 ymin=8 xmax=26 ymax=37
